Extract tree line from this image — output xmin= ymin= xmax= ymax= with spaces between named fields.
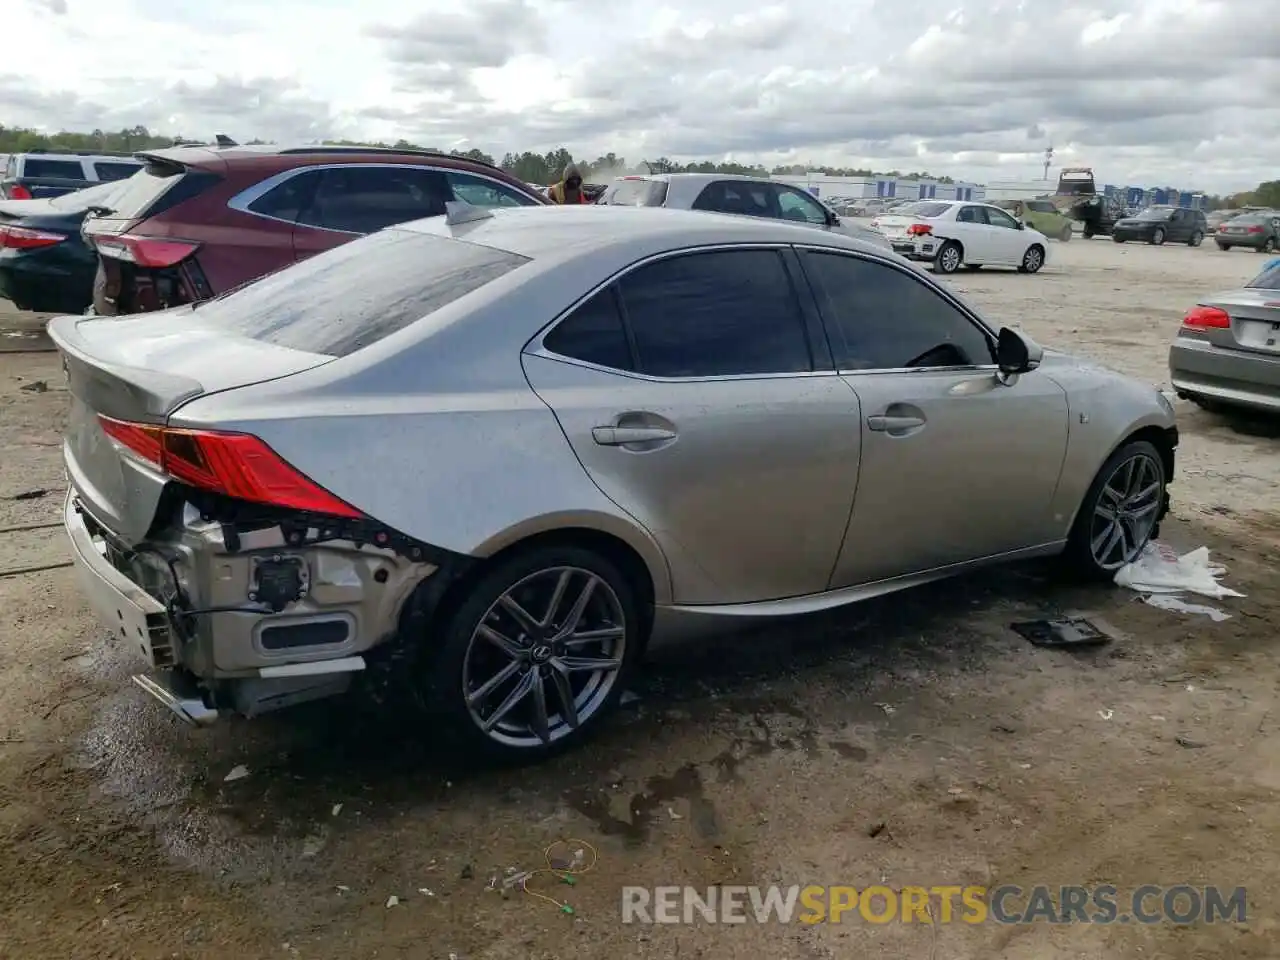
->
xmin=1 ymin=123 xmax=1275 ymax=207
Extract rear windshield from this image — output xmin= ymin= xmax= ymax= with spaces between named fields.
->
xmin=23 ymin=158 xmax=84 ymax=179
xmin=1227 ymin=214 xmax=1268 ymax=226
xmin=93 ymin=160 xmax=143 ymax=182
xmin=600 ymin=178 xmax=669 ymax=207
xmin=104 ymin=162 xmax=189 ymax=220
xmin=1134 ymin=207 xmax=1174 ymax=220
xmin=192 ymin=228 xmax=530 ymax=357
xmin=1247 ymin=261 xmax=1280 ymax=291
xmin=892 ymin=201 xmax=952 ymax=218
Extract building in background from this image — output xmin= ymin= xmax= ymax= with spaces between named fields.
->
xmin=772 ymin=174 xmax=984 ymax=202
xmin=981 ymin=177 xmax=1205 ymax=211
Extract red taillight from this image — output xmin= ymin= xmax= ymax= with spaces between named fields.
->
xmin=907 ymin=223 xmax=932 ymax=236
xmin=1181 ymin=306 xmax=1230 ymax=329
xmin=97 ymin=415 xmax=363 ymax=518
xmin=1247 ymin=225 xmax=1264 ymax=234
xmin=0 ymin=225 xmax=65 ymax=249
xmin=6 ymin=184 xmax=33 ymax=200
xmin=92 ymin=234 xmax=200 ymax=268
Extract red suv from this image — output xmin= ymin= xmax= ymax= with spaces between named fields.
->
xmin=82 ymin=144 xmax=550 ymax=315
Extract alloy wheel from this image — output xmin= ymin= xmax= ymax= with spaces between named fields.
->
xmin=1022 ymin=247 xmax=1043 ymax=273
xmin=938 ymin=244 xmax=961 ymax=273
xmin=1088 ymin=453 xmax=1163 ymax=571
xmin=461 ymin=566 xmax=627 ymax=749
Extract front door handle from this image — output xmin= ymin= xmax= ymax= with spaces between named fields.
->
xmin=867 ymin=415 xmax=925 ymax=432
xmin=592 ymin=426 xmax=677 ymax=446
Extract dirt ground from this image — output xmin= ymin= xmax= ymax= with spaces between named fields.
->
xmin=2 ymin=240 xmax=1279 ymax=960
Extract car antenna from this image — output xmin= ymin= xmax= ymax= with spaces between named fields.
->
xmin=215 ymin=134 xmax=238 ymax=147
xmin=444 ymin=200 xmax=494 ymax=226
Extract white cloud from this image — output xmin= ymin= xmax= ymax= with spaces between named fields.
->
xmin=7 ymin=0 xmax=1280 ymax=192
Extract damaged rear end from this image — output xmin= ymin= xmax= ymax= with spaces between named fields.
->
xmin=50 ymin=308 xmax=441 ymax=723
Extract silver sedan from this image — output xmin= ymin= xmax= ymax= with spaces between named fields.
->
xmin=52 ymin=203 xmax=1178 ymax=760
xmin=1170 ymin=258 xmax=1280 ymax=412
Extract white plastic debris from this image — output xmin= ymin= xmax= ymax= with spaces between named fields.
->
xmin=418 ymin=887 xmax=435 ymax=897
xmin=332 ymin=803 xmax=343 ymax=817
xmin=874 ymin=702 xmax=896 ymax=715
xmin=223 ymin=765 xmax=250 ymax=783
xmin=386 ymin=895 xmax=400 ymax=908
xmin=1098 ymin=709 xmax=1114 ymax=720
xmin=1114 ymin=542 xmax=1245 ymax=600
xmin=1142 ymin=594 xmax=1232 ymax=622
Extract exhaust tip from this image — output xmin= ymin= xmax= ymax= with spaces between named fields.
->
xmin=131 ymin=672 xmax=219 ymax=727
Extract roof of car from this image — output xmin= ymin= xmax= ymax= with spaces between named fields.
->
xmin=400 ymin=204 xmax=891 ymax=261
xmin=132 ymin=143 xmax=504 ymax=171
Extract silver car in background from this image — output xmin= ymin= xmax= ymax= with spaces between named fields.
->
xmin=1170 ymin=258 xmax=1280 ymax=412
xmin=53 ymin=204 xmax=1177 ymax=761
xmin=597 ymin=172 xmax=894 ymax=251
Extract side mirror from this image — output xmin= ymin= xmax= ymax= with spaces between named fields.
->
xmin=996 ymin=327 xmax=1042 ymax=377
xmin=1016 ymin=220 xmax=1025 ymax=230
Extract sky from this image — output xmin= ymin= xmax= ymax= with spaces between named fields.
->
xmin=7 ymin=0 xmax=1279 ymax=193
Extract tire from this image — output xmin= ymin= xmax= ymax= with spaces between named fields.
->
xmin=1018 ymin=244 xmax=1045 ymax=274
xmin=932 ymin=241 xmax=962 ymax=274
xmin=1150 ymin=228 xmax=1166 ymax=245
xmin=1262 ymin=238 xmax=1277 ymax=253
xmin=1189 ymin=231 xmax=1203 ymax=247
xmin=1113 ymin=236 xmax=1125 ymax=243
xmin=1059 ymin=225 xmax=1072 ymax=242
xmin=1062 ymin=440 xmax=1167 ymax=582
xmin=1218 ymin=243 xmax=1231 ymax=251
xmin=1083 ymin=227 xmax=1095 ymax=239
xmin=420 ymin=543 xmax=644 ymax=761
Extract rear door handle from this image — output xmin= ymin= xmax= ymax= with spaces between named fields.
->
xmin=867 ymin=415 xmax=925 ymax=432
xmin=592 ymin=426 xmax=677 ymax=446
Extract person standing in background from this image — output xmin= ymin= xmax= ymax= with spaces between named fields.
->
xmin=547 ymin=163 xmax=588 ymax=204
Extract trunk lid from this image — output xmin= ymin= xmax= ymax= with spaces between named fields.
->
xmin=49 ymin=310 xmax=333 ymax=542
xmin=1202 ymin=289 xmax=1280 ymax=357
xmin=870 ymin=215 xmax=923 ymax=238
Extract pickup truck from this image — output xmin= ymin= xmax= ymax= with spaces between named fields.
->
xmin=1 ymin=152 xmax=143 ymax=200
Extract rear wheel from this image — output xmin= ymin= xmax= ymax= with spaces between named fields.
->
xmin=1150 ymin=228 xmax=1166 ymax=245
xmin=1063 ymin=440 xmax=1166 ymax=581
xmin=1218 ymin=243 xmax=1231 ymax=251
xmin=1262 ymin=238 xmax=1277 ymax=253
xmin=422 ymin=543 xmax=643 ymax=761
xmin=1189 ymin=230 xmax=1203 ymax=247
xmin=1018 ymin=244 xmax=1045 ymax=274
xmin=933 ymin=241 xmax=963 ymax=274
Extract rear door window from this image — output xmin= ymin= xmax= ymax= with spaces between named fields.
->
xmin=616 ymin=249 xmax=812 ymax=378
xmin=92 ymin=161 xmax=143 ymax=181
xmin=542 ymin=288 xmax=635 ymax=371
xmin=599 ymin=178 xmax=669 ymax=207
xmin=23 ymin=158 xmax=85 ymax=179
xmin=298 ymin=166 xmax=451 ymax=234
xmin=191 ymin=228 xmax=530 ymax=357
xmin=691 ymin=180 xmax=776 ymax=218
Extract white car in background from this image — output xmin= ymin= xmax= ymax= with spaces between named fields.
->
xmin=598 ymin=173 xmax=893 ymax=252
xmin=872 ymin=200 xmax=1050 ymax=275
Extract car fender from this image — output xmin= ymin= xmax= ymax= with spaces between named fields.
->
xmin=1038 ymin=356 xmax=1176 ymax=537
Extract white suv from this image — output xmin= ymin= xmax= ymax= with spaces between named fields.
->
xmin=598 ymin=173 xmax=893 ymax=252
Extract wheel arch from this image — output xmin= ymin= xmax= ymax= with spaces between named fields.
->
xmin=1060 ymin=420 xmax=1177 ymax=535
xmin=397 ymin=517 xmax=666 ymax=660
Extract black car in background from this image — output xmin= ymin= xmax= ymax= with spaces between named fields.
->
xmin=1215 ymin=211 xmax=1280 ymax=253
xmin=1111 ymin=206 xmax=1208 ymax=246
xmin=0 ymin=181 xmax=124 ymax=313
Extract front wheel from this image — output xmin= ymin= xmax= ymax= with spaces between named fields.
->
xmin=1189 ymin=230 xmax=1203 ymax=247
xmin=1262 ymin=238 xmax=1277 ymax=253
xmin=1150 ymin=228 xmax=1166 ymax=245
xmin=422 ymin=543 xmax=643 ymax=761
xmin=933 ymin=241 xmax=962 ymax=274
xmin=1018 ymin=244 xmax=1045 ymax=274
xmin=1062 ymin=440 xmax=1167 ymax=581
xmin=1217 ymin=243 xmax=1231 ymax=251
